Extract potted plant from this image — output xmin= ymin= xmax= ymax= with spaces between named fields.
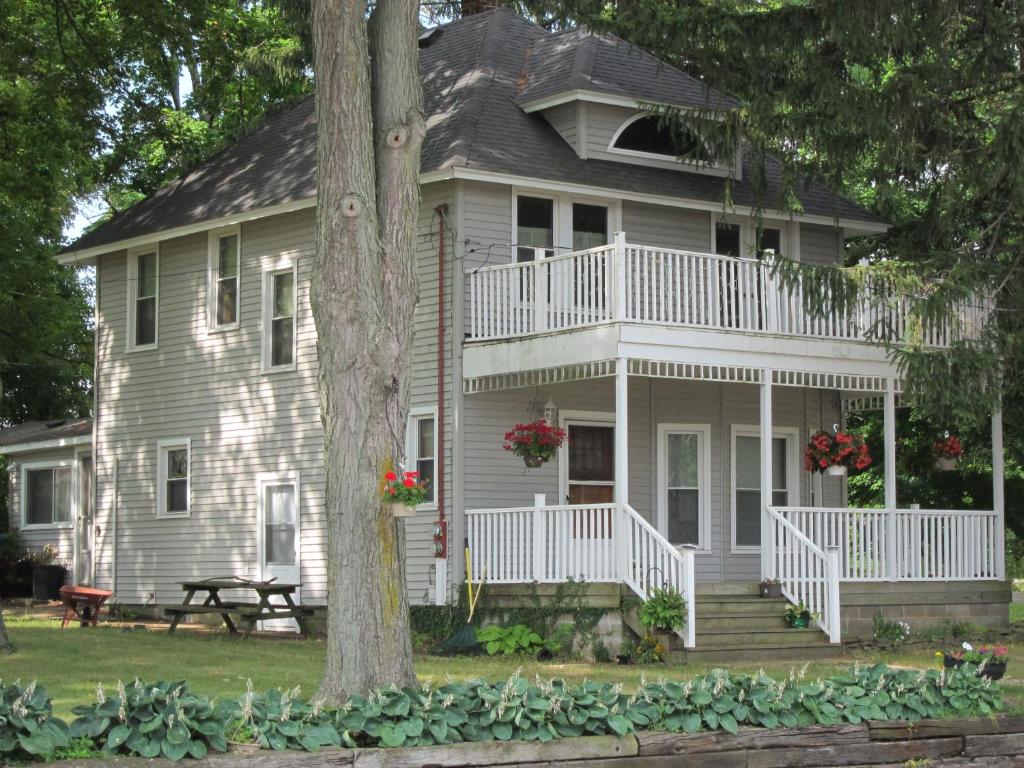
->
xmin=28 ymin=545 xmax=67 ymax=601
xmin=933 ymin=434 xmax=963 ymax=472
xmin=639 ymin=585 xmax=687 ymax=636
xmin=783 ymin=600 xmax=814 ymax=628
xmin=380 ymin=469 xmax=429 ymax=517
xmin=503 ymin=419 xmax=567 ymax=468
xmin=759 ymin=577 xmax=782 ymax=599
xmin=804 ymin=430 xmax=872 ymax=477
xmin=939 ymin=643 xmax=1009 ymax=680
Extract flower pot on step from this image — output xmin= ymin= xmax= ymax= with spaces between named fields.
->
xmin=389 ymin=502 xmax=417 ymax=518
xmin=826 ymin=464 xmax=848 ymax=477
xmin=760 ymin=582 xmax=783 ymax=599
xmin=934 ymin=457 xmax=958 ymax=472
xmin=787 ymin=615 xmax=811 ymax=629
xmin=981 ymin=660 xmax=1007 ymax=681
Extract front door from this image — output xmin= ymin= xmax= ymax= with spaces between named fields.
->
xmin=564 ymin=422 xmax=614 ymax=504
xmin=75 ymin=454 xmax=94 ymax=584
xmin=258 ymin=477 xmax=300 ymax=631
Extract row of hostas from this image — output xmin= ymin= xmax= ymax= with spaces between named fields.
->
xmin=1 ymin=664 xmax=1004 ymax=761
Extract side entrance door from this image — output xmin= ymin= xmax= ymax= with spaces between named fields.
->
xmin=257 ymin=475 xmax=300 ymax=631
xmin=75 ymin=454 xmax=94 ymax=584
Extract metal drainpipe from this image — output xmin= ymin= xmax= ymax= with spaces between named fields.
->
xmin=434 ymin=204 xmax=448 ymax=563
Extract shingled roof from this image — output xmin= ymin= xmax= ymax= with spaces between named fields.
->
xmin=64 ymin=9 xmax=879 ymax=256
xmin=0 ymin=418 xmax=92 ymax=451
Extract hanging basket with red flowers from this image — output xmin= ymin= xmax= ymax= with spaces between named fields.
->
xmin=933 ymin=434 xmax=963 ymax=471
xmin=503 ymin=419 xmax=568 ymax=468
xmin=381 ymin=469 xmax=429 ymax=517
xmin=804 ymin=430 xmax=872 ymax=476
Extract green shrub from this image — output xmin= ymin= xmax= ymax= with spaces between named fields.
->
xmin=69 ymin=680 xmax=236 ymax=761
xmin=236 ymin=683 xmax=341 ymax=752
xmin=476 ymin=624 xmax=543 ymax=656
xmin=0 ymin=680 xmax=69 ymax=759
xmin=639 ymin=586 xmax=687 ymax=632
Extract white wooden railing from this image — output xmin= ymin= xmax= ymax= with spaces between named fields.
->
xmin=767 ymin=507 xmax=841 ymax=643
xmin=466 ymin=495 xmax=696 ymax=648
xmin=467 ymin=239 xmax=986 ymax=346
xmin=773 ymin=506 xmax=1000 ymax=581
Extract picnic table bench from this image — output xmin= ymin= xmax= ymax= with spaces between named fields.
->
xmin=165 ymin=579 xmax=314 ymax=637
xmin=59 ymin=585 xmax=114 ymax=628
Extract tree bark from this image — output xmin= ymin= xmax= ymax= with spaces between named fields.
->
xmin=311 ymin=0 xmax=424 ymax=701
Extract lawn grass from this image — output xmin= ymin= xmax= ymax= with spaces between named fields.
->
xmin=3 ymin=612 xmax=1021 ymax=721
xmin=1011 ymin=600 xmax=1023 ymax=623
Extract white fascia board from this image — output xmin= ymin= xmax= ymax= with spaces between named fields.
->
xmin=518 ymin=89 xmax=729 ymax=118
xmin=423 ymin=167 xmax=889 ymax=234
xmin=2 ymin=434 xmax=92 ymax=455
xmin=57 ymin=197 xmax=318 ymax=266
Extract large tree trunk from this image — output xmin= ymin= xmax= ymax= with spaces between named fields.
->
xmin=311 ymin=0 xmax=424 ymax=701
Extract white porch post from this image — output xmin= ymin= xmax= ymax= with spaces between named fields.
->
xmin=884 ymin=378 xmax=898 ymax=579
xmin=613 ymin=231 xmax=627 ymax=322
xmin=533 ymin=493 xmax=546 ymax=582
xmin=615 ymin=358 xmax=630 ymax=582
xmin=760 ymin=367 xmax=774 ymax=579
xmin=993 ymin=409 xmax=1006 ymax=580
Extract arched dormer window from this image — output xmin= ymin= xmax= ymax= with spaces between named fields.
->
xmin=609 ymin=114 xmax=712 ymax=162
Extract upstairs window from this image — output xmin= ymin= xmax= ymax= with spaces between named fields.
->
xmin=208 ymin=227 xmax=240 ymax=329
xmin=24 ymin=464 xmax=72 ymax=527
xmin=572 ymin=203 xmax=609 ymax=251
xmin=516 ymin=196 xmax=554 ymax=262
xmin=757 ymin=227 xmax=782 ymax=257
xmin=127 ymin=247 xmax=159 ymax=350
xmin=263 ymin=266 xmax=296 ymax=370
xmin=714 ymin=223 xmax=742 ymax=257
xmin=611 ymin=115 xmax=711 ymax=162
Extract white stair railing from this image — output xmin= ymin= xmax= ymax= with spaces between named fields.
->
xmin=621 ymin=503 xmax=696 ymax=648
xmin=767 ymin=506 xmax=841 ymax=644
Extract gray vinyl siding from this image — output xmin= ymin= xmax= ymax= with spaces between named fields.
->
xmin=622 ymin=202 xmax=712 ymax=251
xmin=463 ymin=379 xmax=841 ymax=583
xmin=6 ymin=446 xmax=79 ymax=568
xmin=542 ymin=103 xmax=579 ymax=154
xmin=92 ymin=186 xmax=454 ymax=607
xmin=800 ymin=223 xmax=843 ymax=265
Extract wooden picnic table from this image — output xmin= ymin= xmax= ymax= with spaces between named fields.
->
xmin=165 ymin=579 xmax=313 ymax=637
xmin=59 ymin=585 xmax=114 ymax=628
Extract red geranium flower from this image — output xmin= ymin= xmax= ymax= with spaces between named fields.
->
xmin=384 ymin=471 xmax=397 ymax=482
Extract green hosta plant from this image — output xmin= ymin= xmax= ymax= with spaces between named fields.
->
xmin=69 ymin=680 xmax=236 ymax=761
xmin=639 ymin=586 xmax=687 ymax=632
xmin=0 ymin=680 xmax=69 ymax=759
xmin=235 ymin=683 xmax=341 ymax=752
xmin=476 ymin=624 xmax=544 ymax=656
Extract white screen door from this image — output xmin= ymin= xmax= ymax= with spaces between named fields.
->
xmin=259 ymin=478 xmax=300 ymax=630
xmin=75 ymin=455 xmax=94 ymax=584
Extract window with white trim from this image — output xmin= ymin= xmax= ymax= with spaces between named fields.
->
xmin=406 ymin=409 xmax=437 ymax=506
xmin=264 ymin=482 xmax=298 ymax=565
xmin=208 ymin=227 xmax=240 ymax=329
xmin=263 ymin=266 xmax=296 ymax=370
xmin=127 ymin=247 xmax=159 ymax=350
xmin=516 ymin=195 xmax=555 ymax=262
xmin=611 ymin=114 xmax=712 ymax=162
xmin=157 ymin=438 xmax=190 ymax=517
xmin=657 ymin=424 xmax=710 ymax=548
xmin=23 ymin=464 xmax=72 ymax=527
xmin=732 ymin=430 xmax=793 ymax=549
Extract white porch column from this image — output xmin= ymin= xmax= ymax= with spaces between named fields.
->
xmin=993 ymin=409 xmax=1006 ymax=580
xmin=884 ymin=378 xmax=898 ymax=579
xmin=613 ymin=231 xmax=627 ymax=322
xmin=760 ymin=367 xmax=774 ymax=579
xmin=615 ymin=358 xmax=630 ymax=582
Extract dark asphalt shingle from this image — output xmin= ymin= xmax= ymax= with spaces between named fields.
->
xmin=0 ymin=418 xmax=92 ymax=448
xmin=64 ymin=9 xmax=879 ymax=255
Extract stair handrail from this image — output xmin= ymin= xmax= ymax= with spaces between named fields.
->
xmin=621 ymin=503 xmax=696 ymax=648
xmin=767 ymin=506 xmax=841 ymax=643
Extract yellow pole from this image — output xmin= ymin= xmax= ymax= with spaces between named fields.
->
xmin=464 ymin=538 xmax=475 ymax=622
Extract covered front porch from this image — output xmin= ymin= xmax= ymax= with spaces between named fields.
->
xmin=461 ymin=359 xmax=1007 ymax=648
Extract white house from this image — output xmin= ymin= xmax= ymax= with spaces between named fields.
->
xmin=7 ymin=9 xmax=1008 ymax=654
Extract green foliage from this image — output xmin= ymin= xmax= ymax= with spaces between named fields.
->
xmin=630 ymin=634 xmax=665 ymax=664
xmin=639 ymin=586 xmax=687 ymax=632
xmin=872 ymin=615 xmax=911 ymax=644
xmin=69 ymin=680 xmax=235 ymax=761
xmin=784 ymin=601 xmax=815 ymax=625
xmin=476 ymin=624 xmax=544 ymax=656
xmin=235 ymin=684 xmax=340 ymax=752
xmin=0 ymin=681 xmax=69 ymax=759
xmin=541 ymin=624 xmax=576 ymax=657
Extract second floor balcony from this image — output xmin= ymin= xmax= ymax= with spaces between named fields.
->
xmin=463 ymin=234 xmax=987 ymax=385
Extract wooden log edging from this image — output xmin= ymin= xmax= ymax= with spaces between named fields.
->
xmin=33 ymin=717 xmax=1024 ymax=767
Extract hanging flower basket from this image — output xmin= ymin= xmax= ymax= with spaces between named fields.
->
xmin=381 ymin=470 xmax=429 ymax=517
xmin=804 ymin=430 xmax=872 ymax=475
xmin=933 ymin=435 xmax=962 ymax=472
xmin=503 ymin=419 xmax=567 ymax=468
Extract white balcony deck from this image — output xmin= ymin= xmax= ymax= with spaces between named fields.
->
xmin=464 ymin=238 xmax=987 ymax=384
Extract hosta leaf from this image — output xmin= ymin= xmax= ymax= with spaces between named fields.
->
xmin=16 ymin=732 xmax=53 ymax=756
xmin=607 ymin=714 xmax=631 ymax=735
xmin=139 ymin=738 xmax=161 ymax=758
xmin=492 ymin=722 xmax=513 ymax=741
xmin=106 ymin=723 xmax=132 ymax=749
xmin=719 ymin=713 xmax=738 ymax=734
xmin=187 ymin=739 xmax=208 ymax=759
xmin=161 ymin=737 xmax=189 ymax=761
xmin=703 ymin=710 xmax=719 ymax=730
xmin=680 ymin=713 xmax=702 ymax=734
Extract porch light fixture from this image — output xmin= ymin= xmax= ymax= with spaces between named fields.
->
xmin=543 ymin=397 xmax=557 ymax=424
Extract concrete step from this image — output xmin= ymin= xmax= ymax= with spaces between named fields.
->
xmin=695 ymin=581 xmax=761 ymax=597
xmin=694 ymin=614 xmax=793 ymax=632
xmin=694 ymin=627 xmax=830 ymax=647
xmin=695 ymin=597 xmax=790 ymax=617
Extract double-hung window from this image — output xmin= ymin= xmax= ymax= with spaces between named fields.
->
xmin=208 ymin=227 xmax=240 ymax=329
xmin=657 ymin=425 xmax=710 ymax=548
xmin=127 ymin=247 xmax=159 ymax=350
xmin=406 ymin=409 xmax=437 ymax=507
xmin=263 ymin=266 xmax=296 ymax=371
xmin=516 ymin=196 xmax=555 ymax=262
xmin=157 ymin=438 xmax=191 ymax=517
xmin=22 ymin=463 xmax=72 ymax=527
